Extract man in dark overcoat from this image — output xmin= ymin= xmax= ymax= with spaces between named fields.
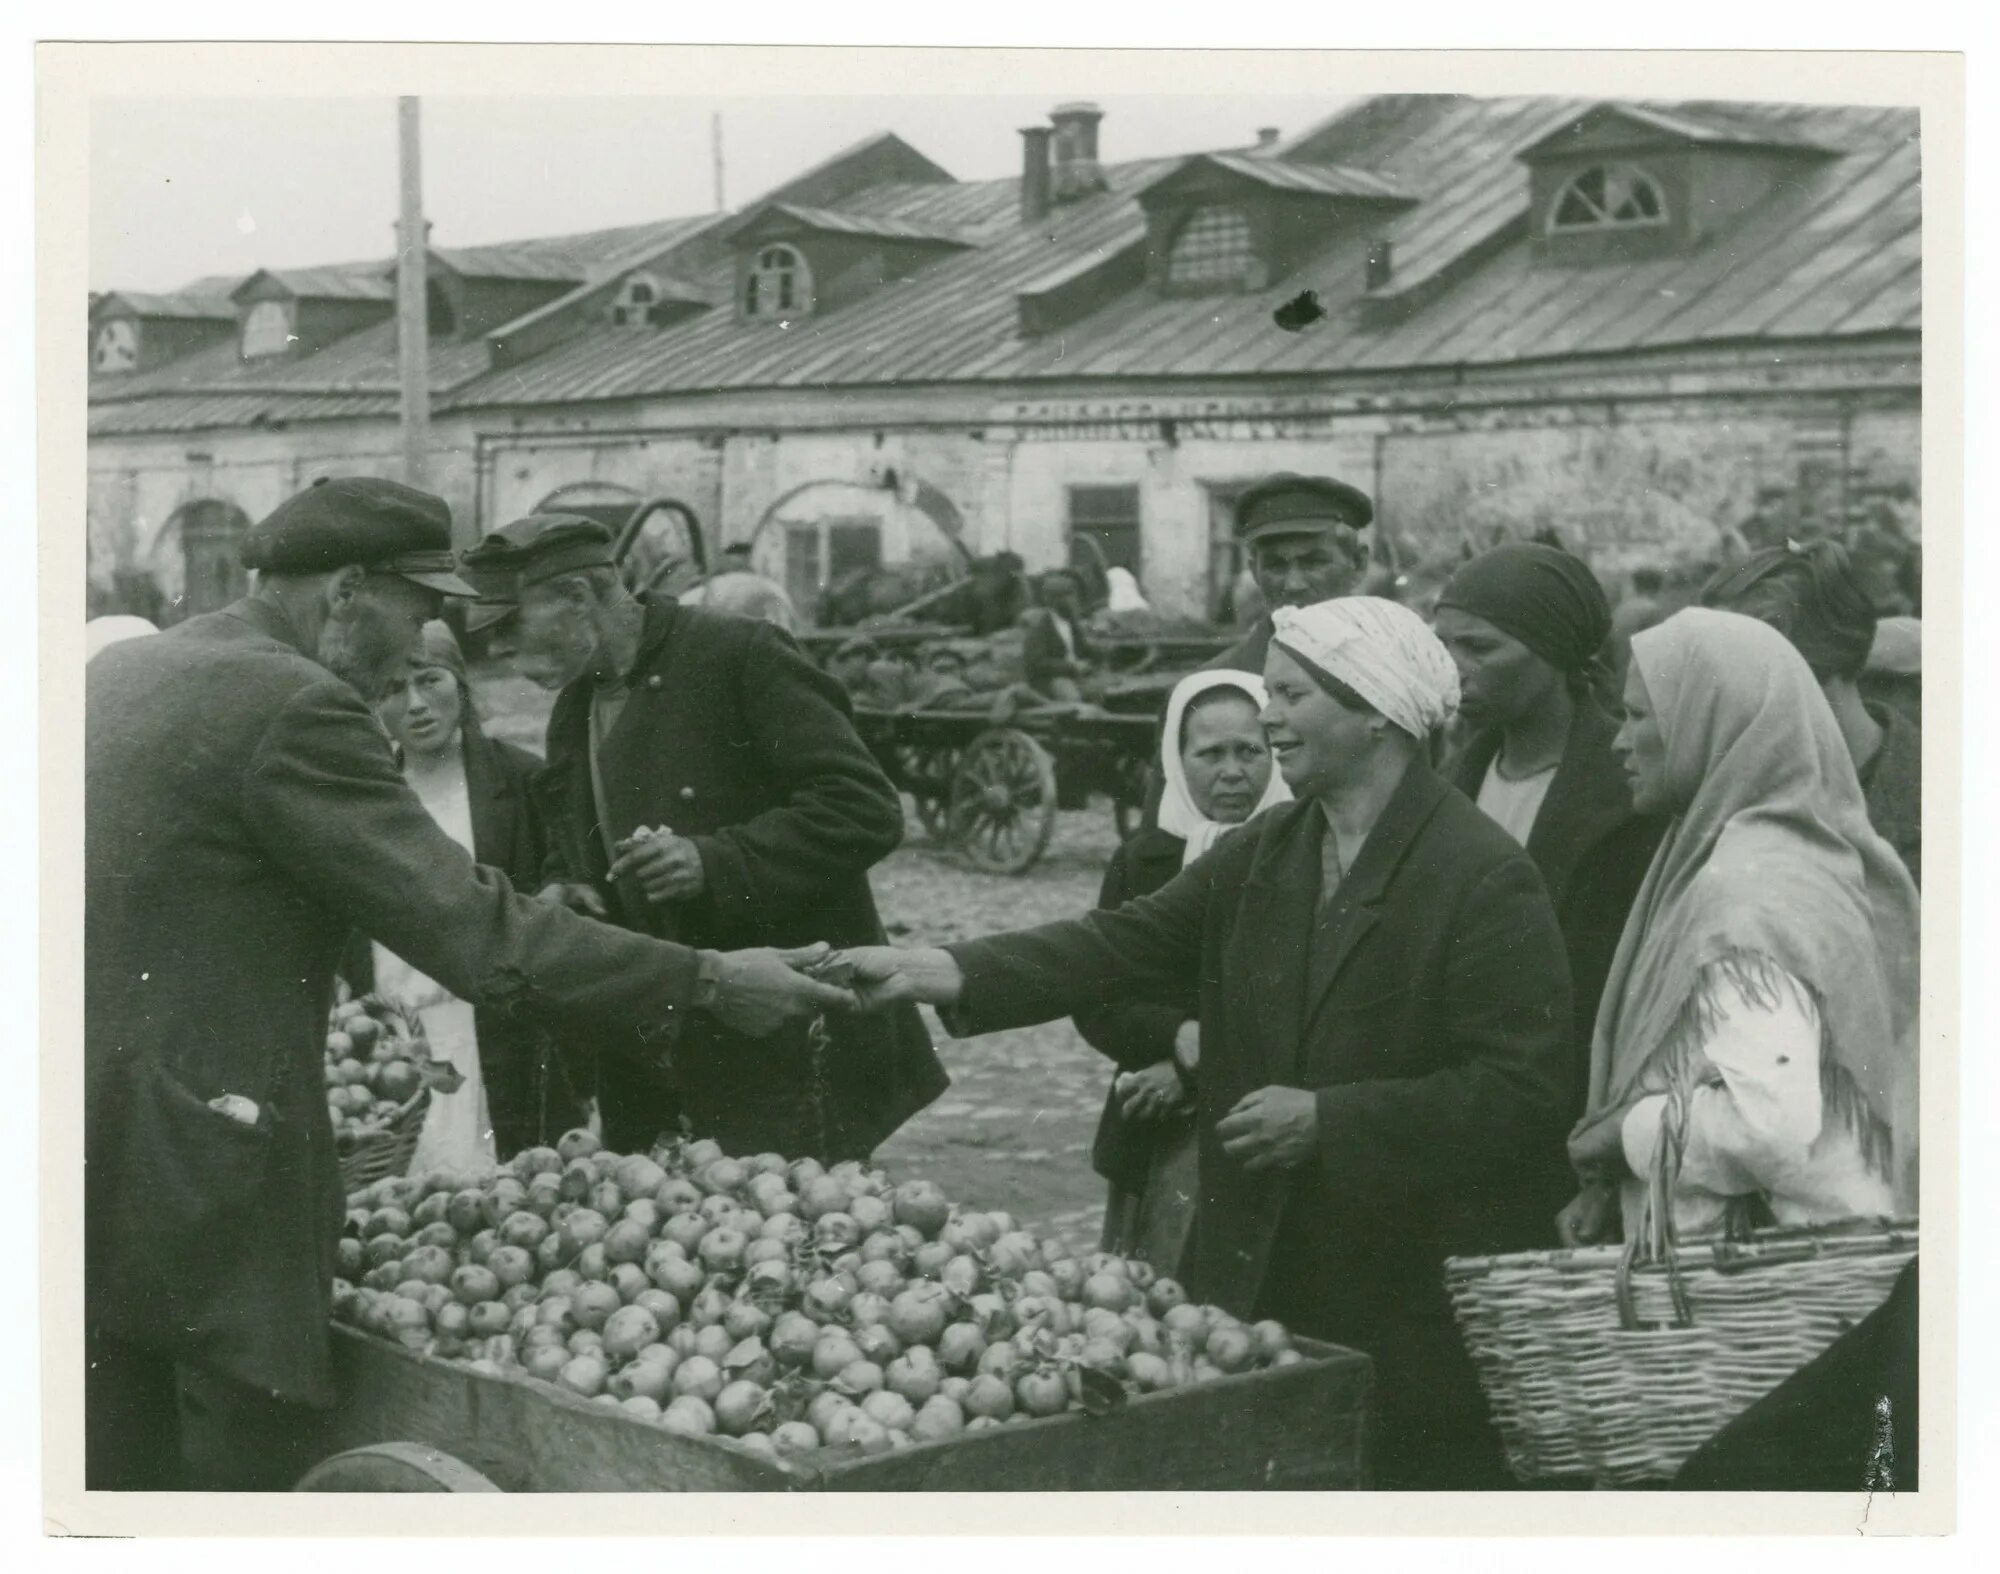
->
xmin=84 ymin=479 xmax=853 ymax=1491
xmin=465 ymin=515 xmax=945 ymax=1161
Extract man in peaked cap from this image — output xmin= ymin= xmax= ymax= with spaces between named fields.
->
xmin=1214 ymin=472 xmax=1374 ymax=677
xmin=463 ymin=513 xmax=946 ymax=1166
xmin=85 ymin=480 xmax=853 ymax=1491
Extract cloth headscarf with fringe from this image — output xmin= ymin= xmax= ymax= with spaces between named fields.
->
xmin=1573 ymin=608 xmax=1920 ymax=1206
xmin=1155 ymin=670 xmax=1293 ymax=867
xmin=1270 ymin=596 xmax=1461 ymax=739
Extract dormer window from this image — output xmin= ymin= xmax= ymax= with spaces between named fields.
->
xmin=1548 ymin=163 xmax=1668 ymax=233
xmin=92 ymin=319 xmax=138 ymax=374
xmin=744 ymin=245 xmax=811 ymax=321
xmin=242 ymin=300 xmax=292 ymax=359
xmin=1166 ymin=205 xmax=1260 ymax=291
xmin=611 ymin=273 xmax=668 ymax=327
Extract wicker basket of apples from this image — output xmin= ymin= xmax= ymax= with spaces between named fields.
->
xmin=320 ymin=1131 xmax=1373 ymax=1490
xmin=325 ymin=990 xmax=464 ymax=1194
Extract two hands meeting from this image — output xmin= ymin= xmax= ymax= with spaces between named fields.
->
xmin=721 ymin=940 xmax=1322 ymax=1174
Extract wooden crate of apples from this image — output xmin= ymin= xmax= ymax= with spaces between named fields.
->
xmin=328 ymin=1131 xmax=1360 ymax=1484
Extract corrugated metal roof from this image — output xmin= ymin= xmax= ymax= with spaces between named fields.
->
xmin=445 ymin=98 xmax=1917 ymax=410
xmin=1156 ymin=152 xmax=1411 ymax=201
xmin=243 ymin=266 xmax=397 ymax=302
xmin=88 ymin=391 xmax=395 ymax=435
xmin=745 ymin=203 xmax=977 ymax=247
xmin=95 ymin=290 xmax=236 ymax=321
xmin=93 ymin=96 xmax=1920 ymax=436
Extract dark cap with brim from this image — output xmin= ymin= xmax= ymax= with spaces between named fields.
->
xmin=240 ymin=476 xmax=476 ymax=595
xmin=1234 ymin=473 xmax=1374 ymax=546
xmin=458 ymin=513 xmax=619 ymax=627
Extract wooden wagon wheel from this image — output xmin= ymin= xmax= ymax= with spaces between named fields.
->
xmin=900 ymin=743 xmax=961 ymax=842
xmin=948 ymin=728 xmax=1057 ymax=874
xmin=295 ymin=1442 xmax=503 ymax=1492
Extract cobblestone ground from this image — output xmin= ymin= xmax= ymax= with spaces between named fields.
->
xmin=474 ymin=661 xmax=1121 ymax=1255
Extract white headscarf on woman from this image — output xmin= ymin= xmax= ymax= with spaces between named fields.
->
xmin=1156 ymin=670 xmax=1293 ymax=867
xmin=1270 ymin=596 xmax=1461 ymax=738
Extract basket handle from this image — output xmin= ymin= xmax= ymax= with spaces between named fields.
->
xmin=1616 ymin=1083 xmax=1696 ymax=1331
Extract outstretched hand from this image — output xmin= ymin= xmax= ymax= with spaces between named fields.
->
xmin=839 ymin=945 xmax=966 ymax=1011
xmin=706 ymin=943 xmax=856 ymax=1038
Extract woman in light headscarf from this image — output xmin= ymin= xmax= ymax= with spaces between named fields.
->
xmin=1561 ymin=608 xmax=1919 ymax=1250
xmin=1071 ymin=671 xmax=1290 ymax=1267
xmin=844 ymin=599 xmax=1575 ymax=1488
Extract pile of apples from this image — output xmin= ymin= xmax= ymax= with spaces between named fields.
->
xmin=332 ymin=1132 xmax=1305 ymax=1462
xmin=322 ymin=993 xmax=460 ymax=1151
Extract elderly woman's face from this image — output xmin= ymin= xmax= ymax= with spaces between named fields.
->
xmin=1612 ymin=661 xmax=1670 ymax=815
xmin=1179 ymin=693 xmax=1272 ymax=825
xmin=1261 ymin=646 xmax=1373 ymax=798
xmin=379 ymin=661 xmax=464 ymax=757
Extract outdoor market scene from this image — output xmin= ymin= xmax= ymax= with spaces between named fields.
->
xmin=81 ymin=87 xmax=1923 ymax=1497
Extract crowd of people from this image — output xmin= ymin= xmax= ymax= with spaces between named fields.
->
xmin=82 ymin=467 xmax=1923 ymax=1493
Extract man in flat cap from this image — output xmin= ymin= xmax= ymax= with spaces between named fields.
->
xmin=1214 ymin=472 xmax=1374 ymax=676
xmin=465 ymin=515 xmax=945 ymax=1165
xmin=85 ymin=478 xmax=853 ymax=1492
xmin=1138 ymin=474 xmax=1374 ymax=827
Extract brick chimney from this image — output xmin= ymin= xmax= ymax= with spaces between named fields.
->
xmin=1049 ymin=102 xmax=1106 ymax=202
xmin=1255 ymin=127 xmax=1281 ymax=149
xmin=1020 ymin=125 xmax=1053 ymax=224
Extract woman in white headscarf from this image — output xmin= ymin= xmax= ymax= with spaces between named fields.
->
xmin=844 ymin=599 xmax=1575 ymax=1488
xmin=1071 ymin=671 xmax=1290 ymax=1267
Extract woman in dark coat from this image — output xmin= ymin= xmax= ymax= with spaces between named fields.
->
xmin=1434 ymin=543 xmax=1667 ymax=1238
xmin=847 ymin=599 xmax=1574 ymax=1489
xmin=344 ymin=622 xmax=589 ymax=1160
xmin=1071 ymin=671 xmax=1291 ymax=1267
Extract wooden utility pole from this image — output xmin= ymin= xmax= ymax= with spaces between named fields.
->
xmin=711 ymin=112 xmax=726 ymax=213
xmin=396 ymin=96 xmax=431 ymax=489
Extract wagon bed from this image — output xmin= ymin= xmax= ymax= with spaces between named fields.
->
xmin=305 ymin=1325 xmax=1373 ymax=1492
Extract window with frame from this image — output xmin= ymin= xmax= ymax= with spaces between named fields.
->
xmin=241 ymin=300 xmax=292 ymax=359
xmin=1548 ymin=164 xmax=1668 ymax=233
xmin=1067 ymin=484 xmax=1142 ymax=581
xmin=612 ymin=273 xmax=665 ymax=327
xmin=744 ymin=245 xmax=811 ymax=320
xmin=1166 ymin=205 xmax=1258 ymax=289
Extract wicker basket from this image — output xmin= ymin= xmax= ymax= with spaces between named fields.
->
xmin=1446 ymin=1215 xmax=1916 ymax=1484
xmin=338 ymin=1085 xmax=432 ymax=1197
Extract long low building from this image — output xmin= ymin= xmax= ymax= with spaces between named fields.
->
xmin=86 ymin=92 xmax=1921 ymax=624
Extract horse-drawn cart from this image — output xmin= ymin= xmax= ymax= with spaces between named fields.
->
xmin=853 ymin=701 xmax=1163 ymax=876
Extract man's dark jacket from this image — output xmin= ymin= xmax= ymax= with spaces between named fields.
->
xmin=86 ymin=599 xmax=711 ymax=1404
xmin=340 ymin=724 xmax=590 ymax=1156
xmin=537 ymin=597 xmax=945 ymax=1161
xmin=944 ymin=762 xmax=1573 ymax=1486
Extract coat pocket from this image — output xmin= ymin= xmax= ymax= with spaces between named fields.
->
xmin=128 ymin=1056 xmax=277 ymax=1248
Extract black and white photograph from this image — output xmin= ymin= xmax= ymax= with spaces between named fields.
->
xmin=35 ymin=37 xmax=1963 ymax=1535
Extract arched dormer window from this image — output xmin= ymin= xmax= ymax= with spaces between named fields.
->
xmin=1548 ymin=164 xmax=1668 ymax=233
xmin=1165 ymin=205 xmax=1258 ymax=291
xmin=611 ymin=272 xmax=664 ymax=327
xmin=744 ymin=244 xmax=811 ymax=320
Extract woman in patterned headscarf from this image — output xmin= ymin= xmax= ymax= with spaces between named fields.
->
xmin=842 ymin=598 xmax=1574 ymax=1488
